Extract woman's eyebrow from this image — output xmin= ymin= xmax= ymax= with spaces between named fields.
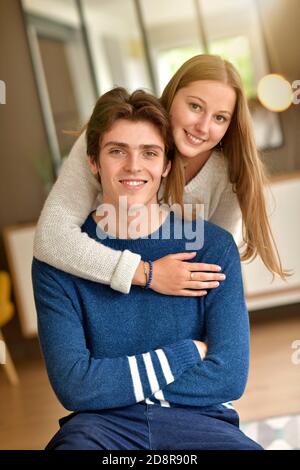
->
xmin=187 ymin=95 xmax=232 ymax=116
xmin=188 ymin=95 xmax=206 ymax=104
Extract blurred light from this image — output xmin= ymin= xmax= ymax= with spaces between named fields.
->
xmin=257 ymin=74 xmax=293 ymax=112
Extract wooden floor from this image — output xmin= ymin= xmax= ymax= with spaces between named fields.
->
xmin=0 ymin=305 xmax=300 ymax=450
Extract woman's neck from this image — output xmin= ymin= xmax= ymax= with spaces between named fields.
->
xmin=180 ymin=150 xmax=212 ymax=184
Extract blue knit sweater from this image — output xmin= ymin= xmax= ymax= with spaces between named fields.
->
xmin=32 ymin=212 xmax=249 ymax=411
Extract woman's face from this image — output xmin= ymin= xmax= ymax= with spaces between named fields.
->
xmin=169 ymin=80 xmax=236 ymax=159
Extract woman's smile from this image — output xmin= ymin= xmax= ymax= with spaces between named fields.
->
xmin=184 ymin=130 xmax=207 ymax=146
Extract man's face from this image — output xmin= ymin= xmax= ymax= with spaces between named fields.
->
xmin=89 ymin=119 xmax=171 ymax=210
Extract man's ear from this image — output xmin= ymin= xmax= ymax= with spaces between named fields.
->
xmin=87 ymin=156 xmax=99 ymax=175
xmin=162 ymin=160 xmax=171 ymax=178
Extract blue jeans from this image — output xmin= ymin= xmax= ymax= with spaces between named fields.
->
xmin=46 ymin=403 xmax=263 ymax=450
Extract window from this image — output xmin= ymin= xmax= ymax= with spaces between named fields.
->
xmin=209 ymin=36 xmax=256 ymax=98
xmin=157 ymin=46 xmax=202 ymax=93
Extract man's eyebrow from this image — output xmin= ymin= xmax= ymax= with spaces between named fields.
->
xmin=102 ymin=141 xmax=129 ymax=148
xmin=102 ymin=141 xmax=164 ymax=151
xmin=141 ymin=144 xmax=164 ymax=151
xmin=187 ymin=95 xmax=232 ymax=116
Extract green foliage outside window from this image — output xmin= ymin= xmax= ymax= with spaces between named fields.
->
xmin=157 ymin=46 xmax=202 ymax=92
xmin=157 ymin=37 xmax=256 ymax=98
xmin=209 ymin=36 xmax=256 ymax=98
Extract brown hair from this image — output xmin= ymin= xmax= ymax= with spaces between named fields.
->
xmin=161 ymin=54 xmax=287 ymax=279
xmin=86 ymin=87 xmax=185 ymax=210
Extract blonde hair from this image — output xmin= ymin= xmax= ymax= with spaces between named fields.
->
xmin=161 ymin=54 xmax=287 ymax=279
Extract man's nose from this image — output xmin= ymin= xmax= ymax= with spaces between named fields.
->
xmin=124 ymin=153 xmax=142 ymax=173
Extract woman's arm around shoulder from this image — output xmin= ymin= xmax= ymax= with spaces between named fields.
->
xmin=33 ymin=131 xmax=141 ymax=294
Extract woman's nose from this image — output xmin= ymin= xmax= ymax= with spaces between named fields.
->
xmin=195 ymin=114 xmax=210 ymax=135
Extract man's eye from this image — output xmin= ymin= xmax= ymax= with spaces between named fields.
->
xmin=110 ymin=149 xmax=125 ymax=155
xmin=144 ymin=151 xmax=157 ymax=157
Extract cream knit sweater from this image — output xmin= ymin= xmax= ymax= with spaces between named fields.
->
xmin=34 ymin=132 xmax=242 ymax=294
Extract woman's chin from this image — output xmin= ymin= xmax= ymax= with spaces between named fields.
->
xmin=178 ymin=147 xmax=202 ymax=159
xmin=177 ymin=143 xmax=214 ymax=160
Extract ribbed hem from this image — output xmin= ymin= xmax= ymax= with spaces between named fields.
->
xmin=110 ymin=250 xmax=141 ymax=294
xmin=164 ymin=339 xmax=202 ymax=376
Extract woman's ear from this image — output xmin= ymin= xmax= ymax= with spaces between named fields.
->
xmin=162 ymin=160 xmax=171 ymax=178
xmin=87 ymin=156 xmax=99 ymax=175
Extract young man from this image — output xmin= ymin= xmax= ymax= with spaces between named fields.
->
xmin=32 ymin=88 xmax=262 ymax=450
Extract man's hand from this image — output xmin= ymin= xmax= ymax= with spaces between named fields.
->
xmin=193 ymin=340 xmax=208 ymax=360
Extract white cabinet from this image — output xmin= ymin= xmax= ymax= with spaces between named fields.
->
xmin=242 ymin=174 xmax=300 ymax=310
xmin=3 ymin=224 xmax=37 ymax=337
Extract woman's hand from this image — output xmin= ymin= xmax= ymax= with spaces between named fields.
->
xmin=133 ymin=252 xmax=225 ymax=296
xmin=193 ymin=340 xmax=208 ymax=360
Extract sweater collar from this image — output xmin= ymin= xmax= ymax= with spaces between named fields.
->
xmin=184 ymin=150 xmax=224 ymax=194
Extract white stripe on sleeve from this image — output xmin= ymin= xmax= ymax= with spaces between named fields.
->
xmin=154 ymin=390 xmax=171 ymax=407
xmin=142 ymin=352 xmax=159 ymax=393
xmin=222 ymin=401 xmax=234 ymax=409
xmin=127 ymin=355 xmax=145 ymax=402
xmin=142 ymin=352 xmax=171 ymax=407
xmin=145 ymin=397 xmax=155 ymax=404
xmin=155 ymin=348 xmax=174 ymax=384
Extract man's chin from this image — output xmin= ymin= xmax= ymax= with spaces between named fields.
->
xmin=114 ymin=195 xmax=146 ymax=209
xmin=127 ymin=198 xmax=151 ymax=211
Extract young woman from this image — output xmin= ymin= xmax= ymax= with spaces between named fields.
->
xmin=34 ymin=54 xmax=285 ymax=296
xmin=32 ymin=88 xmax=262 ymax=450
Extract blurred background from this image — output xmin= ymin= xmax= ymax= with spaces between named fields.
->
xmin=0 ymin=0 xmax=299 ymax=450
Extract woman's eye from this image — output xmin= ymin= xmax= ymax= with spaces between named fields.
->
xmin=215 ymin=115 xmax=227 ymax=123
xmin=189 ymin=102 xmax=201 ymax=111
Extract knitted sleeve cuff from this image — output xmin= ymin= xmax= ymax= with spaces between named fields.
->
xmin=110 ymin=250 xmax=141 ymax=294
xmin=163 ymin=339 xmax=202 ymax=376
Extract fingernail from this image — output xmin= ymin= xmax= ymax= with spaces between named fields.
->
xmin=217 ymin=266 xmax=222 ymax=271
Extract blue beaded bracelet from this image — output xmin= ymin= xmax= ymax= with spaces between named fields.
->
xmin=145 ymin=260 xmax=153 ymax=289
